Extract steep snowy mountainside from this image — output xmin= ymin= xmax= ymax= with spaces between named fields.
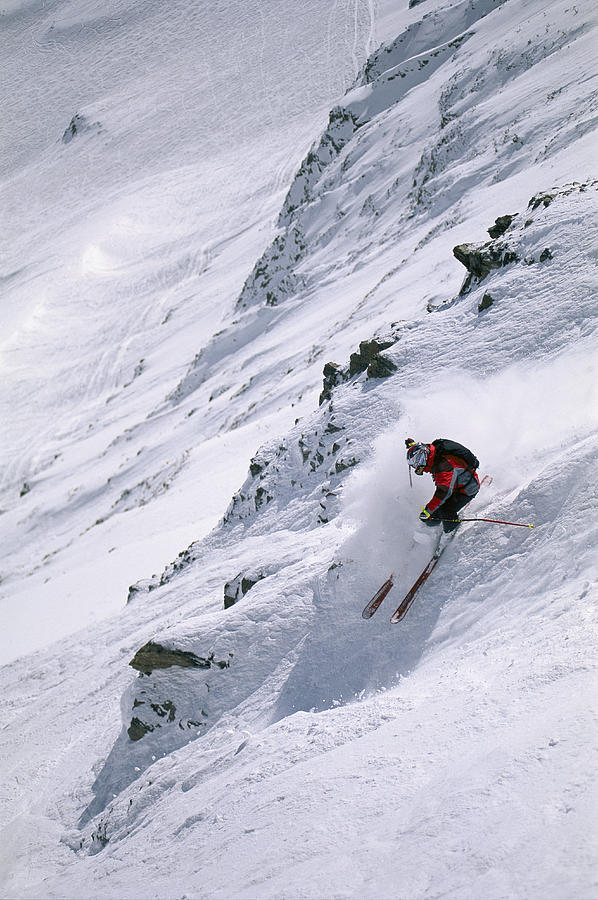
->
xmin=3 ymin=180 xmax=597 ymax=897
xmin=1 ymin=0 xmax=598 ymax=897
xmin=237 ymin=0 xmax=596 ymax=314
xmin=73 ymin=180 xmax=597 ymax=830
xmin=0 ymin=0 xmax=375 ymax=658
xmin=147 ymin=0 xmax=597 ymax=540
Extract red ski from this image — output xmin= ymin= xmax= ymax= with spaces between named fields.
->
xmin=389 ymin=475 xmax=492 ymax=624
xmin=361 ymin=573 xmax=395 ymax=619
xmin=390 ymin=532 xmax=455 ymax=623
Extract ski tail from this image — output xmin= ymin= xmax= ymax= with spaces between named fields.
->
xmin=388 ymin=480 xmax=488 ymax=624
xmin=390 ymin=533 xmax=451 ymax=623
xmin=363 ymin=475 xmax=491 ymax=624
xmin=362 ymin=573 xmax=395 ymax=619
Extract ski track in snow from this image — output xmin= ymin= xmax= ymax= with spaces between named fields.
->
xmin=1 ymin=0 xmax=598 ymax=897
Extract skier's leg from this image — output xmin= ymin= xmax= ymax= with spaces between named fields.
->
xmin=441 ymin=496 xmax=462 ymax=533
xmin=453 ymin=493 xmax=472 ymax=515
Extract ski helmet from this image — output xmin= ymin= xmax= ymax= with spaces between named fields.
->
xmin=406 ymin=441 xmax=429 ymax=475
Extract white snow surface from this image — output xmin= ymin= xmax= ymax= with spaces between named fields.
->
xmin=1 ymin=0 xmax=597 ymax=897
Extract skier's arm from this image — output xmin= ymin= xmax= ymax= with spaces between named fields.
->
xmin=425 ymin=471 xmax=454 ymax=516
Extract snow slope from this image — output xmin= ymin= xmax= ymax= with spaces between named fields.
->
xmin=0 ymin=0 xmax=375 ymax=658
xmin=1 ymin=0 xmax=597 ymax=897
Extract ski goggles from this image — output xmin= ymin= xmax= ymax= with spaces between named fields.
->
xmin=407 ymin=445 xmax=428 ymax=472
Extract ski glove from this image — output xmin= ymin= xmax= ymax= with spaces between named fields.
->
xmin=420 ymin=508 xmax=440 ymax=525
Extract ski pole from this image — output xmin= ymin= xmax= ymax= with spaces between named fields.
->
xmin=449 ymin=517 xmax=534 ymax=528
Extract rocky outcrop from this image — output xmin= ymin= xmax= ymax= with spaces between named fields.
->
xmin=127 ymin=700 xmax=176 ymax=741
xmin=478 ymin=292 xmax=495 ymax=312
xmin=62 ymin=113 xmax=101 ymax=144
xmin=528 ymin=191 xmax=556 ymax=210
xmin=487 ymin=214 xmax=516 ymax=239
xmin=319 ymin=337 xmax=398 ymax=406
xmin=129 ymin=641 xmax=215 ymax=675
xmin=319 ymin=363 xmax=346 ymax=405
xmin=236 ymin=107 xmax=359 ymax=311
xmin=236 ymin=226 xmax=306 ymax=309
xmin=278 ymin=107 xmax=360 ymax=225
xmin=224 ymin=571 xmax=267 ymax=609
xmin=235 ymin=2 xmax=507 ymax=311
xmin=126 ymin=644 xmax=234 ymax=742
xmin=349 ymin=339 xmax=397 ymax=378
xmin=130 ymin=187 xmax=596 ymax=602
xmin=223 ymin=419 xmax=353 ymax=526
xmin=127 ymin=578 xmax=158 ymax=603
xmin=445 ymin=184 xmax=593 ymax=312
xmin=127 ymin=537 xmax=202 ymax=602
xmin=453 ymin=241 xmax=519 ymax=295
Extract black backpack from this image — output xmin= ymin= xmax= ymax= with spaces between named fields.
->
xmin=432 ymin=438 xmax=479 ymax=471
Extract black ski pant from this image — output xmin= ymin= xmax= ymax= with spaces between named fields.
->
xmin=432 ymin=491 xmax=475 ymax=533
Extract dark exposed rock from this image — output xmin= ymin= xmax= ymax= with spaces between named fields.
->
xmin=249 ymin=454 xmax=270 ymax=478
xmin=62 ymin=114 xmax=86 ymax=143
xmin=155 ymin=544 xmax=197 ymax=585
xmin=150 ymin=700 xmax=176 ymax=721
xmin=453 ymin=244 xmax=500 ymax=278
xmin=254 ymin=486 xmax=273 ymax=509
xmin=539 ymin=247 xmax=553 ymax=261
xmin=349 ymin=339 xmax=395 ymax=377
xmin=89 ymin=820 xmax=109 ymax=850
xmin=317 ymin=487 xmax=339 ymax=525
xmin=127 ymin=717 xmax=154 ymax=741
xmin=487 ymin=214 xmax=515 ymax=239
xmin=62 ymin=113 xmax=101 ymax=144
xmin=298 ymin=436 xmax=311 ymax=464
xmin=127 ymin=579 xmax=158 ymax=603
xmin=453 ymin=242 xmax=519 ymax=294
xmin=366 ymin=354 xmax=397 ymax=378
xmin=19 ymin=481 xmax=31 ymax=497
xmin=528 ymin=191 xmax=556 ymax=210
xmin=241 ymin=576 xmax=260 ymax=596
xmin=123 ymin=359 xmax=145 ymax=388
xmin=126 ymin=699 xmax=178 ymax=742
xmin=478 ymin=293 xmax=495 ymax=312
xmin=129 ymin=641 xmax=213 ymax=675
xmin=223 ymin=411 xmax=353 ymax=524
xmin=335 ymin=456 xmax=359 ymax=474
xmin=224 ymin=571 xmax=267 ymax=609
xmin=319 ymin=338 xmax=397 ymax=404
xmin=319 ymin=362 xmax=346 ymax=405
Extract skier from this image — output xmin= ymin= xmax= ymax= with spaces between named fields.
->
xmin=405 ymin=438 xmax=480 ymax=533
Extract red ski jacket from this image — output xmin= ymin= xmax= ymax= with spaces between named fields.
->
xmin=424 ymin=443 xmax=480 ymax=514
